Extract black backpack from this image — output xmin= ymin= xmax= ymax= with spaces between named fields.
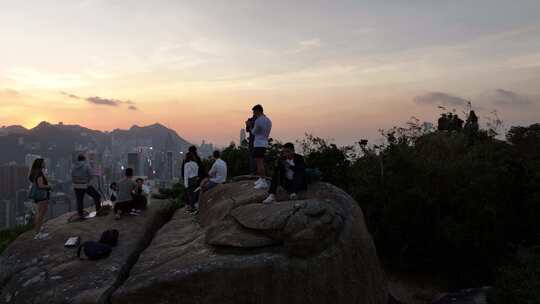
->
xmin=77 ymin=241 xmax=112 ymax=260
xmin=99 ymin=229 xmax=119 ymax=247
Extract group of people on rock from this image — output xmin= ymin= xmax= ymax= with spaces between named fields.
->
xmin=27 ymin=154 xmax=150 ymax=240
xmin=182 ymin=146 xmax=228 ymax=214
xmin=244 ymin=104 xmax=308 ymax=204
xmin=27 ymin=103 xmax=308 ymax=240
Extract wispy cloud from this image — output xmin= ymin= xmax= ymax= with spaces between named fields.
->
xmin=60 ymin=91 xmax=81 ymax=99
xmin=414 ymin=92 xmax=469 ymax=107
xmin=4 ymin=68 xmax=87 ymax=89
xmin=60 ymin=91 xmax=137 ymax=110
xmin=86 ymin=96 xmax=121 ymax=106
xmin=492 ymin=89 xmax=533 ymax=106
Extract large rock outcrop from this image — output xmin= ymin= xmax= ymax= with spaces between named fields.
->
xmin=1 ymin=179 xmax=388 ymax=304
xmin=112 ymin=179 xmax=388 ymax=304
xmin=0 ymin=199 xmax=175 ymax=304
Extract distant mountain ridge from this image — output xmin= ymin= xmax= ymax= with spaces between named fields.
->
xmin=0 ymin=122 xmax=192 ymax=165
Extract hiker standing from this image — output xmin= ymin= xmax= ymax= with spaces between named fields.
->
xmin=183 ymin=152 xmax=199 ymax=213
xmin=28 ymin=158 xmax=51 ymax=240
xmin=72 ymin=154 xmax=103 ymax=220
xmin=251 ymin=104 xmax=272 ymax=189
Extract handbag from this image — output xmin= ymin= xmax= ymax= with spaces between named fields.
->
xmin=29 ymin=182 xmax=49 ymax=201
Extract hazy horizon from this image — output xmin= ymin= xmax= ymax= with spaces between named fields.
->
xmin=1 ymin=0 xmax=539 ymax=145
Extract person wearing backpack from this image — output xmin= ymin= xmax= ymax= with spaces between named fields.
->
xmin=72 ymin=154 xmax=103 ymax=221
xmin=28 ymin=158 xmax=51 ymax=240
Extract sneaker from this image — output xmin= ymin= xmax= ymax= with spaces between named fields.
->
xmin=254 ymin=179 xmax=269 ymax=190
xmin=191 ymin=209 xmax=199 ymax=215
xmin=115 ymin=211 xmax=122 ymax=220
xmin=262 ymin=194 xmax=275 ymax=204
xmin=129 ymin=211 xmax=140 ymax=216
xmin=34 ymin=232 xmax=49 ymax=240
xmin=254 ymin=178 xmax=263 ymax=185
xmin=289 ymin=193 xmax=298 ymax=200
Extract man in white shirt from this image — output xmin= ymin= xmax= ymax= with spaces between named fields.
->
xmin=251 ymin=104 xmax=272 ymax=189
xmin=201 ymin=150 xmax=227 ymax=192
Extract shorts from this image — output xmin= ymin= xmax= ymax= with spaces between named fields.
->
xmin=205 ymin=181 xmax=220 ymax=191
xmin=253 ymin=147 xmax=267 ymax=158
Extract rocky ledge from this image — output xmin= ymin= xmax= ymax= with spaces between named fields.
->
xmin=1 ymin=178 xmax=388 ymax=304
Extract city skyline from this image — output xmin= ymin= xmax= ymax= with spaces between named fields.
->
xmin=1 ymin=1 xmax=540 ymax=145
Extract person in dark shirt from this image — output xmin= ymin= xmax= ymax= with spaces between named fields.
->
xmin=133 ymin=178 xmax=148 ymax=211
xmin=262 ymin=142 xmax=307 ymax=204
xmin=245 ymin=115 xmax=257 ymax=175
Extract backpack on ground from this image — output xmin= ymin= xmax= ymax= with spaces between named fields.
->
xmin=77 ymin=241 xmax=112 ymax=260
xmin=99 ymin=229 xmax=119 ymax=247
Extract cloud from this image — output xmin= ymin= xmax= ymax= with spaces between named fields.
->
xmin=60 ymin=91 xmax=81 ymax=99
xmin=4 ymin=67 xmax=87 ymax=89
xmin=492 ymin=89 xmax=532 ymax=106
xmin=60 ymin=91 xmax=137 ymax=109
xmin=86 ymin=96 xmax=121 ymax=106
xmin=414 ymin=92 xmax=469 ymax=107
xmin=299 ymin=38 xmax=321 ymax=48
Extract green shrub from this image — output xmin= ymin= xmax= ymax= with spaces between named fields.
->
xmin=495 ymin=248 xmax=540 ymax=304
xmin=0 ymin=224 xmax=32 ymax=254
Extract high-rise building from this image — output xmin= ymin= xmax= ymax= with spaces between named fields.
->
xmin=47 ymin=193 xmax=72 ymax=220
xmin=240 ymin=128 xmax=246 ymax=145
xmin=0 ymin=199 xmax=15 ymax=229
xmin=15 ymin=189 xmax=29 ymax=218
xmin=25 ymin=154 xmax=41 ymax=168
xmin=127 ymin=152 xmax=140 ymax=175
xmin=165 ymin=151 xmax=174 ymax=181
xmin=0 ymin=164 xmax=29 ymax=200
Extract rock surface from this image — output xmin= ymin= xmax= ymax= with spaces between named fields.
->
xmin=1 ymin=178 xmax=388 ymax=304
xmin=432 ymin=287 xmax=493 ymax=304
xmin=112 ymin=179 xmax=388 ymax=304
xmin=0 ymin=199 xmax=175 ymax=304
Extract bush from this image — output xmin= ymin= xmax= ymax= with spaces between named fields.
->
xmin=0 ymin=224 xmax=32 ymax=254
xmin=222 ymin=115 xmax=540 ymax=288
xmin=153 ymin=182 xmax=186 ymax=209
xmin=495 ymin=247 xmax=540 ymax=304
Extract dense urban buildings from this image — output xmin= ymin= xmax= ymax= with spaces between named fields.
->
xmin=0 ymin=122 xmax=213 ymax=229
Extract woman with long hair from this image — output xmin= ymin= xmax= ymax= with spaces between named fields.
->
xmin=28 ymin=158 xmax=51 ymax=240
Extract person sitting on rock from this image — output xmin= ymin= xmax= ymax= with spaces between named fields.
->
xmin=263 ymin=142 xmax=307 ymax=204
xmin=183 ymin=152 xmax=200 ymax=214
xmin=200 ymin=150 xmax=227 ymax=193
xmin=114 ymin=168 xmax=137 ymax=220
xmin=132 ymin=177 xmax=148 ymax=212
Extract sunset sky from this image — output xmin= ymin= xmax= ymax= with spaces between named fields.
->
xmin=1 ymin=0 xmax=539 ymax=146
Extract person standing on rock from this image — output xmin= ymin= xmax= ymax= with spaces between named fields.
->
xmin=114 ymin=168 xmax=138 ymax=219
xmin=251 ymin=104 xmax=272 ymax=190
xmin=71 ymin=154 xmax=103 ymax=220
xmin=263 ymin=142 xmax=307 ymax=204
xmin=184 ymin=152 xmax=200 ymax=214
xmin=28 ymin=158 xmax=51 ymax=240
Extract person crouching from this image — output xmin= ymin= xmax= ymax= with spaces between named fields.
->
xmin=263 ymin=142 xmax=307 ymax=204
xmin=114 ymin=168 xmax=137 ymax=219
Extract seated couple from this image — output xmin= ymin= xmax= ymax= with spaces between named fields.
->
xmin=184 ymin=150 xmax=227 ymax=213
xmin=263 ymin=142 xmax=308 ymax=204
xmin=113 ymin=168 xmax=148 ymax=219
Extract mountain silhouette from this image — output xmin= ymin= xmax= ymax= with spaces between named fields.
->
xmin=0 ymin=122 xmax=192 ymax=166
